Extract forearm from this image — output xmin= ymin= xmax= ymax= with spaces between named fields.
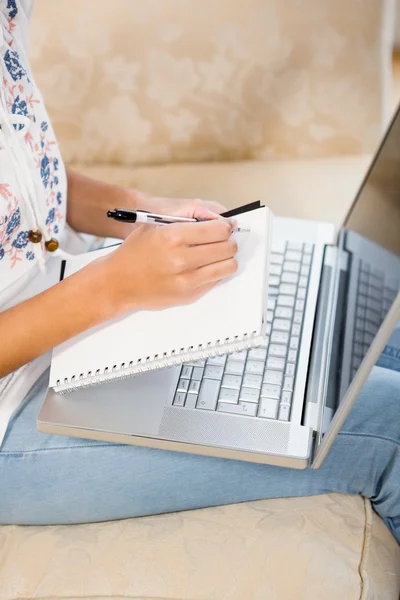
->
xmin=66 ymin=168 xmax=143 ymax=239
xmin=0 ymin=262 xmax=113 ymax=378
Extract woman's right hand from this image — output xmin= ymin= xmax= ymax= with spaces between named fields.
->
xmin=95 ymin=219 xmax=238 ymax=317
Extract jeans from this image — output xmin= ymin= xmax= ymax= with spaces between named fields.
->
xmin=1 ymin=365 xmax=399 ymax=543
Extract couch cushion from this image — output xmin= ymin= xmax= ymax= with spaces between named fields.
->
xmin=71 ymin=155 xmax=371 ymax=224
xmin=1 ymin=494 xmax=399 ymax=600
xmin=30 ymin=0 xmax=393 ymax=166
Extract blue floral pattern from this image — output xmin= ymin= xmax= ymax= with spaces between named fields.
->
xmin=0 ymin=0 xmax=67 ymax=271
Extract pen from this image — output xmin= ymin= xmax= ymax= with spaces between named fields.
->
xmin=107 ymin=209 xmax=250 ymax=232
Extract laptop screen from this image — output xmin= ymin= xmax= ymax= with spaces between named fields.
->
xmin=335 ymin=105 xmax=400 ymax=403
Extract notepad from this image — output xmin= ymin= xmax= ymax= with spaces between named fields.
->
xmin=50 ymin=205 xmax=272 ymax=393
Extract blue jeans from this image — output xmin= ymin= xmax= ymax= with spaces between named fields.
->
xmin=1 ymin=366 xmax=399 ymax=543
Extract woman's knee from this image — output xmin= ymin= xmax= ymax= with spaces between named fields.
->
xmin=341 ymin=366 xmax=400 ymax=439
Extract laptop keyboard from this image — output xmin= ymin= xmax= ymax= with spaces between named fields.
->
xmin=172 ymin=242 xmax=314 ymax=421
xmin=351 ymin=260 xmax=399 ymax=378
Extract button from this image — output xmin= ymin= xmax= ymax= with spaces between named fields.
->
xmin=185 ymin=393 xmax=198 ymax=408
xmin=258 ymin=397 xmax=279 ymax=419
xmin=181 ymin=365 xmax=193 ymax=379
xmin=261 ymin=383 xmax=281 ymax=399
xmin=263 ymin=369 xmax=283 ymax=385
xmin=225 ymin=360 xmax=245 ymax=375
xmin=239 ymin=387 xmax=260 ymax=403
xmin=188 ymin=380 xmax=201 ymax=394
xmin=271 ymin=331 xmax=289 ymax=344
xmin=45 ymin=238 xmax=59 ymax=252
xmin=222 ymin=374 xmax=242 ymax=389
xmin=281 ymin=272 xmax=298 ymax=284
xmin=275 ymin=307 xmax=293 ymax=320
xmin=207 ymin=355 xmax=226 ymax=367
xmin=28 ymin=229 xmax=42 ymax=243
xmin=278 ymin=404 xmax=291 ymax=421
xmin=287 ymin=242 xmax=303 ymax=251
xmin=197 ymin=379 xmax=220 ymax=410
xmin=177 ymin=378 xmax=190 ymax=392
xmin=217 ymin=401 xmax=257 ymax=416
xmin=204 ymin=365 xmax=224 ymax=380
xmin=248 ymin=347 xmax=267 ymax=361
xmin=245 ymin=360 xmax=265 ymax=375
xmin=267 ymin=356 xmax=285 ymax=370
xmin=192 ymin=366 xmax=204 ymax=380
xmin=283 ymin=376 xmax=294 ymax=391
xmin=277 ymin=295 xmax=295 ymax=308
xmin=242 ymin=374 xmax=262 ymax=388
xmin=173 ymin=392 xmax=186 ymax=407
xmin=219 ymin=387 xmax=239 ymax=404
xmin=268 ymin=344 xmax=287 ymax=358
xmin=285 ymin=250 xmax=302 ymax=262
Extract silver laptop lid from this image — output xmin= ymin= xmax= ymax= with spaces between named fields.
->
xmin=313 ymin=104 xmax=400 ymax=467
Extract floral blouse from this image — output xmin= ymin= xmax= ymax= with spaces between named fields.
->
xmin=0 ymin=0 xmax=67 ymax=290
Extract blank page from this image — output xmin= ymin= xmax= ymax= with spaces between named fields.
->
xmin=49 ymin=207 xmax=271 ymax=386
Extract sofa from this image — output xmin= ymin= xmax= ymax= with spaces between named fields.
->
xmin=1 ymin=1 xmax=400 ymax=598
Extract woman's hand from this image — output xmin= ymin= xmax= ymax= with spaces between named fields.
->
xmin=135 ymin=191 xmax=226 ymax=221
xmin=97 ymin=218 xmax=238 ymax=317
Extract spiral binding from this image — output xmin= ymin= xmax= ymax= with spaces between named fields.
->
xmin=54 ymin=331 xmax=265 ymax=394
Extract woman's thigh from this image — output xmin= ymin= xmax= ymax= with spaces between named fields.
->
xmin=1 ymin=367 xmax=399 ymax=542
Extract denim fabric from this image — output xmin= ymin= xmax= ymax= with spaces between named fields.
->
xmin=1 ymin=366 xmax=399 ymax=543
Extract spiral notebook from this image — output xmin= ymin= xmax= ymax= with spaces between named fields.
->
xmin=50 ymin=204 xmax=272 ymax=393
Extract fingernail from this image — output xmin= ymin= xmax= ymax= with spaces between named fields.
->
xmin=230 ymin=218 xmax=238 ymax=230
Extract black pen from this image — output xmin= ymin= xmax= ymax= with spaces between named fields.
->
xmin=107 ymin=209 xmax=250 ymax=232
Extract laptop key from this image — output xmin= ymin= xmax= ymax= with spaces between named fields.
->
xmin=285 ymin=250 xmax=302 ymax=262
xmin=242 ymin=373 xmax=263 ymax=388
xmin=277 ymin=295 xmax=295 ymax=308
xmin=230 ymin=350 xmax=248 ymax=361
xmin=258 ymin=397 xmax=279 ymax=419
xmin=282 ymin=391 xmax=293 ymax=405
xmin=185 ymin=393 xmax=197 ymax=409
xmin=280 ymin=283 xmax=297 ymax=296
xmin=188 ymin=380 xmax=201 ymax=394
xmin=278 ymin=404 xmax=291 ymax=421
xmin=270 ymin=264 xmax=283 ymax=276
xmin=197 ymin=379 xmax=220 ymax=410
xmin=269 ymin=344 xmax=287 ymax=358
xmin=283 ymin=376 xmax=294 ymax=392
xmin=192 ymin=366 xmax=205 ymax=380
xmin=217 ymin=401 xmax=257 ymax=416
xmin=271 ymin=253 xmax=284 ymax=265
xmin=283 ymin=261 xmax=301 ymax=273
xmin=275 ymin=307 xmax=293 ymax=319
xmin=181 ymin=365 xmax=193 ymax=379
xmin=281 ymin=271 xmax=298 ymax=284
xmin=248 ymin=347 xmax=267 ymax=361
xmin=245 ymin=360 xmax=265 ymax=375
xmin=263 ymin=369 xmax=283 ymax=385
xmin=225 ymin=360 xmax=245 ymax=375
xmin=285 ymin=363 xmax=295 ymax=377
xmin=173 ymin=392 xmax=186 ymax=407
xmin=273 ymin=318 xmax=291 ymax=332
xmin=267 ymin=356 xmax=285 ymax=370
xmin=261 ymin=383 xmax=281 ymax=399
xmin=239 ymin=387 xmax=260 ymax=403
xmin=293 ymin=311 xmax=303 ymax=325
xmin=222 ymin=374 xmax=242 ymax=389
xmin=178 ymin=378 xmax=190 ymax=392
xmin=207 ymin=355 xmax=226 ymax=367
xmin=204 ymin=365 xmax=224 ymax=380
xmin=271 ymin=331 xmax=289 ymax=344
xmin=219 ymin=387 xmax=239 ymax=404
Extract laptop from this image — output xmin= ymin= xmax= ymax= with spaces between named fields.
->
xmin=37 ymin=105 xmax=400 ymax=469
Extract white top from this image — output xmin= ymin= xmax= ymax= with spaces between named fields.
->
xmin=0 ymin=0 xmax=89 ymax=445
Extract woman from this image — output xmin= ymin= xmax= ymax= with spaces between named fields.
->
xmin=1 ymin=0 xmax=399 ymax=542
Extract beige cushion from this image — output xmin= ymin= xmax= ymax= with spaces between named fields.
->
xmin=72 ymin=154 xmax=371 ymax=223
xmin=1 ymin=494 xmax=399 ymax=600
xmin=30 ymin=0 xmax=393 ymax=166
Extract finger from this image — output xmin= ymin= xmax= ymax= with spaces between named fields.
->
xmin=194 ymin=199 xmax=227 ymax=215
xmin=169 ymin=218 xmax=234 ymax=246
xmin=184 ymin=239 xmax=238 ymax=270
xmin=192 ymin=257 xmax=239 ymax=287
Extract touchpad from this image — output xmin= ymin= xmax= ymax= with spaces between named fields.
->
xmin=40 ymin=367 xmax=180 ymax=437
